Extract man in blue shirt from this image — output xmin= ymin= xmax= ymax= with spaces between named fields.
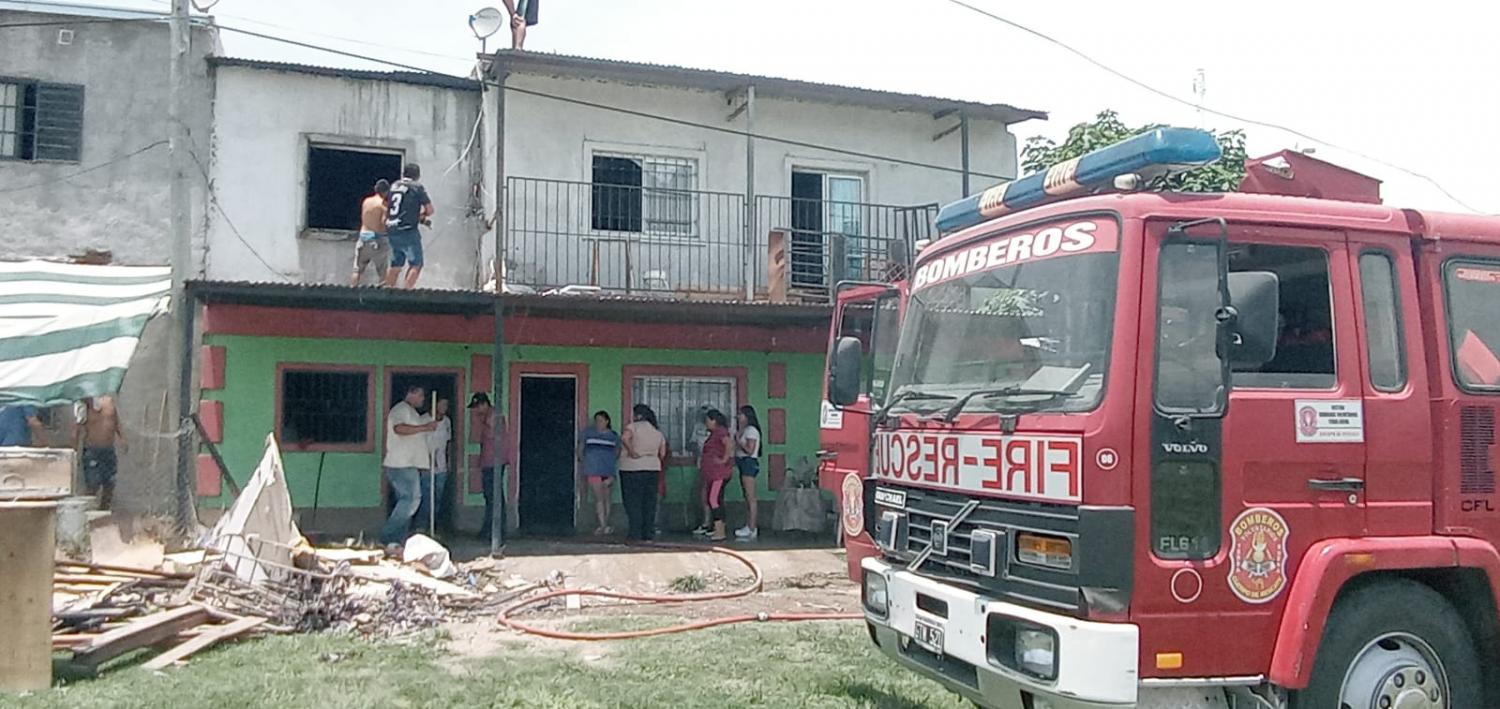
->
xmin=0 ymin=405 xmax=46 ymax=447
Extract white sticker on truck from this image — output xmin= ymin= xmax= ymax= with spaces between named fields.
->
xmin=871 ymin=431 xmax=1082 ymax=503
xmin=820 ymin=400 xmax=844 ymax=429
xmin=1294 ymin=399 xmax=1364 ymax=443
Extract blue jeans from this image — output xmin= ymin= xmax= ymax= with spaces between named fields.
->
xmin=381 ymin=466 xmax=422 ymax=544
xmin=414 ymin=471 xmax=449 ymax=535
xmin=388 ymin=227 xmax=423 ymax=268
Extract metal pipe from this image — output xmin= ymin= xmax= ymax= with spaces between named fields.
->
xmin=960 ymin=112 xmax=971 ymax=197
xmin=743 ymin=85 xmax=756 ymax=301
xmin=491 ymin=71 xmax=507 ymax=555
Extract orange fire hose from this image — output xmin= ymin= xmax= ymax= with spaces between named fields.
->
xmin=496 ymin=541 xmax=863 ymax=640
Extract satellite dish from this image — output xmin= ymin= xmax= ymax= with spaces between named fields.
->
xmin=469 ymin=7 xmax=505 ymax=40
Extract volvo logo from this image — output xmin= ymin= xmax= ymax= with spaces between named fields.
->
xmin=1161 ymin=441 xmax=1210 ymax=455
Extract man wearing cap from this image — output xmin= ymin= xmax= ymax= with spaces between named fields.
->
xmin=469 ymin=392 xmax=508 ymax=538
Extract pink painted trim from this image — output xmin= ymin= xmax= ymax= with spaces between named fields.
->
xmin=200 ymin=345 xmax=226 ymax=390
xmin=198 ymin=400 xmax=224 ymax=444
xmin=196 ymin=453 xmax=221 ymax=497
xmin=767 ymin=362 xmax=787 ymax=399
xmin=768 ymin=408 xmax=787 ymax=445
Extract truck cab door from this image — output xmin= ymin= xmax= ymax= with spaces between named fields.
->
xmin=821 ymin=285 xmax=901 ymax=579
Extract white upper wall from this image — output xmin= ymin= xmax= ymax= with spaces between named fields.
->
xmin=501 ymin=72 xmax=1017 ymax=205
xmin=205 ymin=64 xmax=486 ymax=289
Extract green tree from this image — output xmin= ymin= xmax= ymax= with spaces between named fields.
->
xmin=1020 ymin=110 xmax=1248 ymax=192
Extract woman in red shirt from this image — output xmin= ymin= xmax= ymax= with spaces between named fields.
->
xmin=699 ymin=409 xmax=735 ymax=542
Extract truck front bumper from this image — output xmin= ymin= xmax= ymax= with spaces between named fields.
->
xmin=861 ymin=557 xmax=1140 ymax=709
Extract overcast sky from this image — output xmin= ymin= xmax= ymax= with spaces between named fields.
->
xmin=101 ymin=0 xmax=1499 ymax=213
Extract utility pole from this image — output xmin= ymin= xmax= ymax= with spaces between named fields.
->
xmin=168 ymin=0 xmax=196 ymax=534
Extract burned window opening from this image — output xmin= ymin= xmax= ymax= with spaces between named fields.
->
xmin=305 ymin=146 xmax=402 ymax=232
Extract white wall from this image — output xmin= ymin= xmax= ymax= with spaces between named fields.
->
xmin=494 ymin=72 xmax=1020 ymax=293
xmin=205 ymin=66 xmax=487 ymax=289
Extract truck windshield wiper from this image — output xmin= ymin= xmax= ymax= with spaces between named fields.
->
xmin=939 ymin=386 xmax=1077 ymax=423
xmin=874 ymin=389 xmax=956 ymax=425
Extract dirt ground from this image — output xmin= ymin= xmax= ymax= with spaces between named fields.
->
xmin=440 ymin=541 xmax=859 ymax=659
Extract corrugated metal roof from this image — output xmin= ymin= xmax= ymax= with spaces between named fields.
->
xmin=485 ymin=50 xmax=1046 ymax=125
xmin=209 ymin=56 xmax=483 ymax=92
xmin=186 ymin=280 xmax=833 ymax=326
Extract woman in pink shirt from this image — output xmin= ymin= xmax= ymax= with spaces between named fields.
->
xmin=698 ymin=409 xmax=735 ymax=542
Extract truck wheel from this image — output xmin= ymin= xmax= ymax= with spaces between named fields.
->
xmin=1291 ymin=578 xmax=1481 ymax=709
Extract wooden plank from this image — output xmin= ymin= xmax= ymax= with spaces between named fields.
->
xmin=56 ymin=560 xmax=193 ymax=580
xmin=72 ymin=605 xmax=209 ymax=669
xmin=140 ymin=617 xmax=266 ymax=671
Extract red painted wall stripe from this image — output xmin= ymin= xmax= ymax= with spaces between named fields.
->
xmin=196 ymin=454 xmax=221 ymax=497
xmin=768 ymin=408 xmax=787 ymax=445
xmin=201 ymin=345 xmax=226 ymax=390
xmin=199 ymin=400 xmax=224 ymax=444
xmin=202 ymin=304 xmax=826 ymax=353
xmin=767 ymin=362 xmax=787 ymax=399
xmin=768 ymin=453 xmax=786 ymax=491
xmin=471 ymin=354 xmax=493 ymax=395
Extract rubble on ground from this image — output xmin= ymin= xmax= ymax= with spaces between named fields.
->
xmin=50 ymin=435 xmax=546 ymax=674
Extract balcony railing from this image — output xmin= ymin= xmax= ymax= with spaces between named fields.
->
xmin=501 ymin=176 xmax=936 ymax=303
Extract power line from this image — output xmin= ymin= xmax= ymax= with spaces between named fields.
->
xmin=185 ymin=147 xmax=296 ymax=281
xmin=939 ymin=0 xmax=1485 ymax=213
xmin=0 ymin=140 xmax=166 ymax=194
xmin=214 ymin=24 xmax=1008 ymax=181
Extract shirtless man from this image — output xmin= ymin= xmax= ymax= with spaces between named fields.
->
xmin=351 ymin=179 xmax=392 ymax=286
xmin=77 ymin=395 xmax=127 ymax=509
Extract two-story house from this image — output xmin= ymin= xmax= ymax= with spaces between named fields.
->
xmin=187 ymin=50 xmax=1044 ymax=539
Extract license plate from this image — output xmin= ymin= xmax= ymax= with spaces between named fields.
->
xmin=912 ymin=617 xmax=945 ymax=654
xmin=874 ymin=487 xmax=907 ymax=509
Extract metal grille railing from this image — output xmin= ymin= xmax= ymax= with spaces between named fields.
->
xmin=503 ymin=176 xmax=749 ymax=298
xmin=501 ymin=176 xmax=935 ymax=302
xmin=755 ymin=196 xmax=935 ymax=301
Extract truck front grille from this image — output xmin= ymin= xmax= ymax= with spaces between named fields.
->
xmin=882 ymin=486 xmax=1084 ymax=615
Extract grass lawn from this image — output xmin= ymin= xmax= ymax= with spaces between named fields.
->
xmin=4 ymin=622 xmax=969 ymax=709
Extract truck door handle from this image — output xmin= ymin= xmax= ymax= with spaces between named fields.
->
xmin=1307 ymin=477 xmax=1365 ymax=492
xmin=816 ymin=450 xmax=839 ymax=461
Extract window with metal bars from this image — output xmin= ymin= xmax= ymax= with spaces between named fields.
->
xmin=590 ymin=153 xmax=698 ymax=236
xmin=279 ymin=369 xmax=371 ymax=447
xmin=630 ymin=375 xmax=735 ymax=455
xmin=0 ymin=78 xmax=84 ymax=162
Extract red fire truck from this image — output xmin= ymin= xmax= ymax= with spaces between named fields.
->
xmin=822 ymin=128 xmax=1500 ymax=708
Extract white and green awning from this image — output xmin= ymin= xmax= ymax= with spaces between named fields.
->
xmin=0 ymin=260 xmax=171 ymax=406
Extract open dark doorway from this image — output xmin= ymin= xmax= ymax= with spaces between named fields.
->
xmin=518 ymin=376 xmax=577 ymax=536
xmin=386 ymin=370 xmax=460 ymax=534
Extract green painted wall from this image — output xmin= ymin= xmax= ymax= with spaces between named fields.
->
xmin=201 ymin=335 xmax=824 ymax=515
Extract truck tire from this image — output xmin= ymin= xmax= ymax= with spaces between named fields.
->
xmin=1290 ymin=578 xmax=1481 ymax=709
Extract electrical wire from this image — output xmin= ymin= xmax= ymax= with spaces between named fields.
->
xmin=213 ymin=24 xmax=1010 ymax=181
xmin=939 ymin=0 xmax=1486 ymax=213
xmin=0 ymin=140 xmax=166 ymax=194
xmin=186 ymin=147 xmax=297 ymax=281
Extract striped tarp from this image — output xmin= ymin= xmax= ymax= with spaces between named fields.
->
xmin=0 ymin=260 xmax=171 ymax=406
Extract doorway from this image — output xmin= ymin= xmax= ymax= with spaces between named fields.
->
xmin=385 ymin=370 xmax=461 ymax=534
xmin=791 ymin=170 xmax=866 ymax=290
xmin=518 ymin=376 xmax=578 ymax=536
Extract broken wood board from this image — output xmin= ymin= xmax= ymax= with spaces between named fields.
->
xmin=86 ymin=519 xmax=166 ymax=571
xmin=346 ymin=564 xmax=477 ymax=598
xmin=71 ymin=605 xmax=209 ymax=670
xmin=140 ymin=616 xmax=267 ymax=671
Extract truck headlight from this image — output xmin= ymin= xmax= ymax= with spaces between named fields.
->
xmin=987 ymin=615 xmax=1058 ymax=681
xmin=862 ymin=571 xmax=889 ymax=616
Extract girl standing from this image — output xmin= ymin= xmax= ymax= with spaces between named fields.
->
xmin=698 ymin=409 xmax=735 ymax=542
xmin=620 ymin=404 xmax=667 ymax=541
xmin=733 ymin=405 xmax=762 ymax=541
xmin=577 ymin=411 xmax=620 ymax=536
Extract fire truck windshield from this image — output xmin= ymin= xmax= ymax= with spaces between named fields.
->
xmin=888 ymin=250 xmax=1119 ymax=415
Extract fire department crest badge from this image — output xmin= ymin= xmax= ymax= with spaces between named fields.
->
xmin=841 ymin=473 xmax=864 ymax=538
xmin=1227 ymin=507 xmax=1290 ymax=604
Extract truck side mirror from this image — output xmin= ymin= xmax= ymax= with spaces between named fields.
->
xmin=1223 ymin=271 xmax=1279 ymax=367
xmin=828 ymin=336 xmax=865 ymax=407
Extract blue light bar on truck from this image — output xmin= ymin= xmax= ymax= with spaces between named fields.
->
xmin=935 ymin=127 xmax=1222 ymax=234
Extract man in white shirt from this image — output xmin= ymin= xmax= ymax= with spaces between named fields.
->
xmin=381 ymin=386 xmax=439 ymax=546
xmin=415 ymin=398 xmax=453 ymax=536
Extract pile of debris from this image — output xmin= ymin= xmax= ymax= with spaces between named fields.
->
xmin=49 ymin=436 xmax=543 ymax=674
